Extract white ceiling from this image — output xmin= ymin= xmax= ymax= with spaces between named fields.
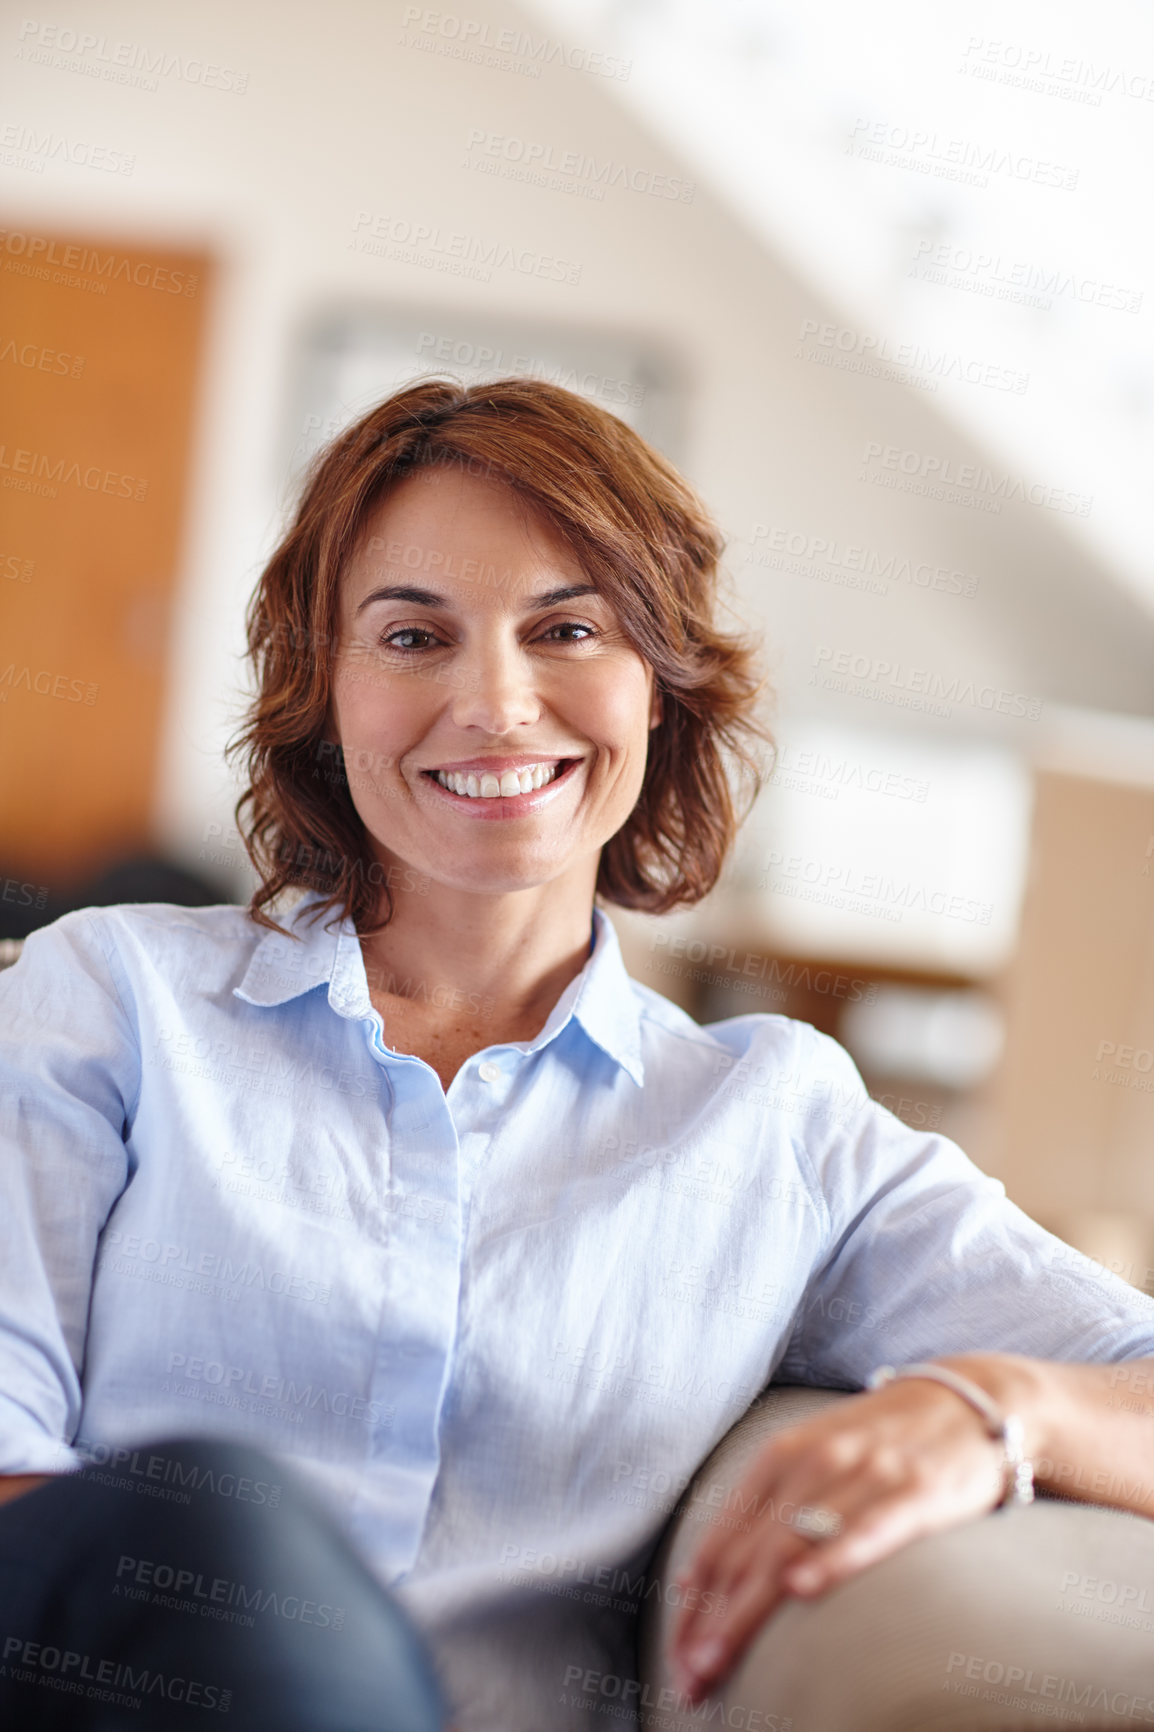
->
xmin=523 ymin=0 xmax=1154 ymax=620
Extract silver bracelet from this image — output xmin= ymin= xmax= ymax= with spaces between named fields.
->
xmin=868 ymin=1361 xmax=1035 ymax=1508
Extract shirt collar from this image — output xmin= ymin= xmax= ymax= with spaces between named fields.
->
xmin=520 ymin=904 xmax=645 ymax=1087
xmin=234 ymin=894 xmax=644 ymax=1087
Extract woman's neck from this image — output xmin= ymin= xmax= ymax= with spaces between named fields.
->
xmin=356 ymin=872 xmax=598 ymax=1053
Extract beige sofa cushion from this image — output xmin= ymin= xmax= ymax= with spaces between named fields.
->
xmin=641 ymin=1385 xmax=1154 ymax=1731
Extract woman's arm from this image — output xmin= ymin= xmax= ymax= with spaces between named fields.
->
xmin=670 ymin=1351 xmax=1154 ymax=1701
xmin=0 ymin=1474 xmax=51 ymax=1505
xmin=997 ymin=1351 xmax=1154 ymax=1512
xmin=669 ymin=1026 xmax=1154 ymax=1700
xmin=0 ymin=912 xmax=137 ymax=1480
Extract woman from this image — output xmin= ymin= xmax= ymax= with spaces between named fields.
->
xmin=2 ymin=376 xmax=1153 ymax=1731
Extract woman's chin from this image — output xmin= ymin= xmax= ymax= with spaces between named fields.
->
xmin=405 ymin=854 xmax=575 ymax=900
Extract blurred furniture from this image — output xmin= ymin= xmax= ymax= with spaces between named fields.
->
xmin=0 ymin=854 xmax=227 ymax=940
xmin=988 ymin=772 xmax=1154 ymax=1275
xmin=642 ymin=1385 xmax=1154 ymax=1731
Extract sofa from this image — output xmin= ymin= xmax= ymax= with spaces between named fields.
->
xmin=641 ymin=1384 xmax=1154 ymax=1731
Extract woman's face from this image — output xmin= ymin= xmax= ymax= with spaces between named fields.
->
xmin=328 ymin=464 xmax=662 ymax=906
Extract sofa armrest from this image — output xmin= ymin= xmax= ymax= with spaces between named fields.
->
xmin=640 ymin=1384 xmax=1154 ymax=1731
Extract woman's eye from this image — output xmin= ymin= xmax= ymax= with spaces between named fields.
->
xmin=376 ymin=621 xmax=596 ymax=652
xmin=381 ymin=627 xmax=439 ymax=651
xmin=541 ymin=621 xmax=596 ymax=643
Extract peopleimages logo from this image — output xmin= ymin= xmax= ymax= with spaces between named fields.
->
xmin=0 ymin=442 xmax=148 ymax=501
xmin=959 ymin=36 xmax=1154 ymax=105
xmin=767 ymin=742 xmax=932 ymax=803
xmin=810 ymin=644 xmax=1043 ymax=721
xmin=398 ymin=7 xmax=632 ymax=80
xmin=908 ymin=239 xmax=1142 ymax=314
xmin=16 ymin=20 xmax=248 ymax=91
xmin=943 ymin=1651 xmax=1154 ymax=1720
xmin=749 ymin=522 xmax=980 ymax=599
xmin=0 ymin=228 xmax=200 ymax=296
xmin=115 ymin=1555 xmax=345 ymax=1629
xmin=846 ymin=116 xmax=1079 ymax=189
xmin=462 ymin=129 xmax=694 ymax=202
xmin=0 ymin=121 xmax=134 ymax=175
xmin=649 ymin=932 xmax=877 ymax=1000
xmin=760 ymin=849 xmax=994 ymax=926
xmin=1 ymin=1637 xmax=230 ymax=1714
xmin=101 ymin=1231 xmax=333 ymax=1306
xmin=796 ymin=318 xmax=1028 ymax=393
xmin=860 ymin=441 xmax=1092 ymax=516
xmin=73 ymin=1440 xmax=282 ymax=1507
xmin=163 ymin=1352 xmax=393 ymax=1427
xmin=559 ymin=1665 xmax=792 ymax=1730
xmin=349 ymin=210 xmax=581 ymax=286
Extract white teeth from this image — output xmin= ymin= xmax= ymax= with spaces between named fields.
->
xmin=433 ymin=761 xmax=564 ymax=799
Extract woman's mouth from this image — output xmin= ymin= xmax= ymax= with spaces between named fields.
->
xmin=427 ymin=758 xmax=581 ymax=799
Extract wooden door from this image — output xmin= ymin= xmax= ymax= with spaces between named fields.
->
xmin=0 ymin=226 xmax=212 ymax=884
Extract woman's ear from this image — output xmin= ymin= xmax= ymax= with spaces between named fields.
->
xmin=649 ymin=683 xmax=664 ymax=731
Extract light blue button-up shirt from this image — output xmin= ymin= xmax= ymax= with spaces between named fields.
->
xmin=3 ymin=892 xmax=1154 ymax=1728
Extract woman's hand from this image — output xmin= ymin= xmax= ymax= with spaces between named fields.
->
xmin=669 ymin=1356 xmax=1032 ymax=1702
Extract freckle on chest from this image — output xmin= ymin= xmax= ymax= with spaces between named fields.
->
xmin=370 ymin=995 xmax=494 ymax=1089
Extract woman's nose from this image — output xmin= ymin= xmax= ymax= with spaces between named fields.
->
xmin=448 ymin=636 xmax=542 ymax=734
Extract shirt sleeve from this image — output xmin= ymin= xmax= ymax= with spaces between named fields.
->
xmin=776 ymin=1024 xmax=1154 ymax=1389
xmin=0 ymin=911 xmax=139 ymax=1471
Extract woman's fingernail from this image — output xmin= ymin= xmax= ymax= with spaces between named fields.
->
xmin=686 ymin=1636 xmax=726 ymax=1675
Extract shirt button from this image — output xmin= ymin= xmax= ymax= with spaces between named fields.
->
xmin=478 ymin=1060 xmax=502 ymax=1083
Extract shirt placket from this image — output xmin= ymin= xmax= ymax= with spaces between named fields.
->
xmin=359 ymin=1038 xmax=464 ymax=1573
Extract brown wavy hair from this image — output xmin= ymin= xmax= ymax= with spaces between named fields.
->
xmin=227 ymin=375 xmax=773 ymax=936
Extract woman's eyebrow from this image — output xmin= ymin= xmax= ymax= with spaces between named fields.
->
xmin=354 ymin=584 xmax=442 ymax=615
xmin=527 ymin=583 xmax=600 ymax=607
xmin=354 ymin=582 xmax=600 ymax=615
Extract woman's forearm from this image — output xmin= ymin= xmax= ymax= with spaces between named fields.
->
xmin=0 ymin=1473 xmax=51 ymax=1505
xmin=938 ymin=1352 xmax=1154 ymax=1517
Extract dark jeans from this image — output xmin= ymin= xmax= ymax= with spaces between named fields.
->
xmin=0 ymin=1435 xmax=446 ymax=1730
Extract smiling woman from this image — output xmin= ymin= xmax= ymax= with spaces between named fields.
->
xmin=230 ymin=375 xmax=769 ymax=938
xmin=326 ymin=470 xmax=673 ymax=1088
xmin=224 ymin=376 xmax=770 ymax=1091
xmin=3 ymin=377 xmax=1154 ymax=1732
